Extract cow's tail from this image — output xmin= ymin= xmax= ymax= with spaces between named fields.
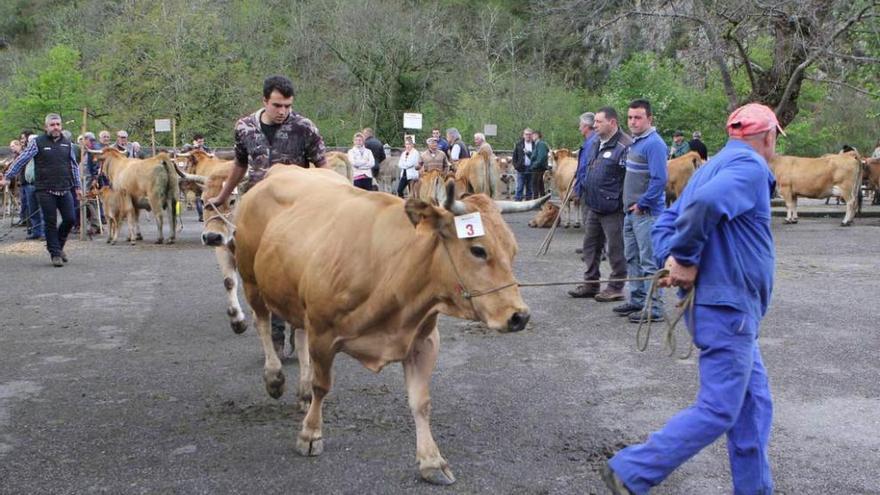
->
xmin=160 ymin=157 xmax=180 ymax=224
xmin=854 ymin=158 xmax=864 ymax=216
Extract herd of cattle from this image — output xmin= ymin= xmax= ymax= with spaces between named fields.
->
xmin=1 ymin=142 xmax=877 ymax=485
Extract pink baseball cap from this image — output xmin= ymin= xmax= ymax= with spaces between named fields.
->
xmin=726 ymin=103 xmax=786 ymax=138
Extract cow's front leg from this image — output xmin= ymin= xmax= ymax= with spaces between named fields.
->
xmin=404 ymin=326 xmax=454 ymax=485
xmin=215 ymin=246 xmax=247 ymax=334
xmin=298 ymin=333 xmax=333 ymax=457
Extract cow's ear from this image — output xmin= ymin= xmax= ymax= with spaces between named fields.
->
xmin=404 ymin=198 xmax=451 ymax=235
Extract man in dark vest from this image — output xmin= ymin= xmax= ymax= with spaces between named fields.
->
xmin=567 ymin=107 xmax=630 ymax=301
xmin=1 ymin=113 xmax=82 ymax=267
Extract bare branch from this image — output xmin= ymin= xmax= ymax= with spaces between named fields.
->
xmin=775 ymin=2 xmax=878 ymax=114
xmin=806 ymin=76 xmax=880 ymax=99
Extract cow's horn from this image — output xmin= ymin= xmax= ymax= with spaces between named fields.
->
xmin=442 ymin=179 xmax=469 ymax=215
xmin=494 ymin=194 xmax=551 ymax=214
xmin=176 ymin=152 xmax=191 ymax=157
xmin=172 ymin=165 xmax=207 ymax=184
xmin=86 ymin=148 xmax=104 ymax=154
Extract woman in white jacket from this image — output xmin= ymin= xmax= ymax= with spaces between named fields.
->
xmin=348 ymin=132 xmax=375 ymax=191
xmin=396 ymin=137 xmax=419 ymax=197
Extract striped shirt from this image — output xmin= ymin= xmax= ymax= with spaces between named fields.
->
xmin=4 ymin=136 xmax=81 ymax=195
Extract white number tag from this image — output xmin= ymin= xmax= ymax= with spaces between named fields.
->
xmin=454 ymin=212 xmax=485 ymax=239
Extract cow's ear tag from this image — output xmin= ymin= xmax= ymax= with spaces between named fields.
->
xmin=454 ymin=212 xmax=485 ymax=239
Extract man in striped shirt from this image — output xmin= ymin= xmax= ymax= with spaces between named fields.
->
xmin=0 ymin=113 xmax=82 ymax=267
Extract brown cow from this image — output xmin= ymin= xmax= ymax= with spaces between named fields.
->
xmin=549 ymin=149 xmax=581 ymax=228
xmin=454 ymin=147 xmax=500 ymax=198
xmin=666 ymin=151 xmax=703 ymax=204
xmin=88 ymin=148 xmax=179 ymax=244
xmin=769 ymin=153 xmax=863 ymax=225
xmin=233 ymin=165 xmax=546 ymax=485
xmin=528 ymin=201 xmax=560 ymax=228
xmin=864 ymin=157 xmax=880 ymax=205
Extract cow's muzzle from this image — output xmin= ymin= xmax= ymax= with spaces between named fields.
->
xmin=202 ymin=231 xmax=226 ymax=247
xmin=507 ymin=311 xmax=530 ymax=332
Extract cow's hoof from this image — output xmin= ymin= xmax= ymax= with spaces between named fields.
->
xmin=263 ymin=370 xmax=286 ymax=399
xmin=563 ymin=224 xmax=570 ymax=229
xmin=167 ymin=238 xmax=175 ymax=244
xmin=420 ymin=465 xmax=456 ymax=485
xmin=841 ymin=221 xmax=853 ymax=227
xmin=230 ymin=319 xmax=248 ymax=334
xmin=135 ymin=234 xmax=144 ymax=241
xmin=784 ymin=219 xmax=798 ymax=224
xmin=296 ymin=436 xmax=323 ymax=456
xmin=109 ymin=239 xmax=114 ymax=245
xmin=574 ymin=223 xmax=581 ymax=229
xmin=155 ymin=238 xmax=164 ymax=244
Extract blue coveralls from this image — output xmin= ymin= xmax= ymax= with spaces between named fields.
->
xmin=609 ymin=139 xmax=776 ymax=495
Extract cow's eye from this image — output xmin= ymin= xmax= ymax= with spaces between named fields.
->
xmin=470 ymin=246 xmax=487 ymax=259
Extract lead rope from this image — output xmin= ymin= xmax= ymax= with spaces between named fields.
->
xmin=440 ymin=239 xmax=696 ymax=359
xmin=204 ymin=200 xmax=237 ymax=233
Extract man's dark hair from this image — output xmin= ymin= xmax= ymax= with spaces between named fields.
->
xmin=193 ymin=133 xmax=204 ymax=141
xmin=263 ymin=75 xmax=295 ymax=99
xmin=840 ymin=144 xmax=856 ymax=153
xmin=596 ymin=106 xmax=619 ymax=122
xmin=628 ymin=99 xmax=653 ymax=117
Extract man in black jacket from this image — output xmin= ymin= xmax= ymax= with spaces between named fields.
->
xmin=568 ymin=107 xmax=630 ymax=301
xmin=689 ymin=131 xmax=708 ymax=160
xmin=363 ymin=127 xmax=386 ymax=183
xmin=511 ymin=128 xmax=534 ymax=200
xmin=1 ymin=114 xmax=82 ymax=267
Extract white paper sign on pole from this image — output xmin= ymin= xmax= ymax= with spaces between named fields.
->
xmin=154 ymin=119 xmax=172 ymax=132
xmin=403 ymin=112 xmax=423 ymax=130
xmin=483 ymin=124 xmax=497 ymax=137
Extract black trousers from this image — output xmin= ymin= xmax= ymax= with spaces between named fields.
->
xmin=531 ymin=168 xmax=547 ymax=198
xmin=36 ymin=190 xmax=76 ymax=257
xmin=354 ymin=177 xmax=373 ymax=191
xmin=397 ymin=172 xmax=410 ymax=197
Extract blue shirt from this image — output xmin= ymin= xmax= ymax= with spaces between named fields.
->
xmin=652 ymin=139 xmax=776 ymax=320
xmin=4 ymin=136 xmax=81 ymax=190
xmin=623 ymin=127 xmax=667 ymax=214
xmin=574 ymin=133 xmax=598 ymax=197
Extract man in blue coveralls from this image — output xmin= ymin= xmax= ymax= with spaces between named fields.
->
xmin=602 ymin=103 xmax=784 ymax=495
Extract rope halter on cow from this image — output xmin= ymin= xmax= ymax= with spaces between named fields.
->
xmin=204 ymin=200 xmax=237 ymax=234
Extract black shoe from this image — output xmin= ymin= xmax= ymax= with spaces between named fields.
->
xmin=60 ymin=250 xmax=69 ymax=263
xmin=601 ymin=464 xmax=633 ymax=495
xmin=198 ymin=217 xmax=203 ymax=222
xmin=568 ymin=284 xmax=598 ymax=298
xmin=613 ymin=302 xmax=643 ymax=316
xmin=628 ymin=312 xmax=665 ymax=323
xmin=575 ymin=247 xmax=584 ymax=254
xmin=51 ymin=256 xmax=64 ymax=267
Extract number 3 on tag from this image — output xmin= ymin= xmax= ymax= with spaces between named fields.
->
xmin=454 ymin=212 xmax=485 ymax=239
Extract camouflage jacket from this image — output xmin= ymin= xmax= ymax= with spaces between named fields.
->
xmin=233 ymin=109 xmax=327 ymax=190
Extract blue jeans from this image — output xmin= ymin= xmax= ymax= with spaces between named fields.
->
xmin=624 ymin=211 xmax=662 ymax=316
xmin=610 ymin=305 xmax=773 ymax=495
xmin=23 ymin=184 xmax=44 ymax=237
xmin=36 ymin=190 xmax=76 ymax=257
xmin=515 ymin=171 xmax=533 ymax=200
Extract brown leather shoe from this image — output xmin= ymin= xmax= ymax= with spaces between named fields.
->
xmin=567 ymin=284 xmax=598 ymax=298
xmin=594 ymin=289 xmax=625 ymax=302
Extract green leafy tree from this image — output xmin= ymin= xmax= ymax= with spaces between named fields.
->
xmin=0 ymin=44 xmax=91 ymax=137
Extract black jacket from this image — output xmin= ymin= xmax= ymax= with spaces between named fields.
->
xmin=583 ymin=130 xmax=632 ymax=214
xmin=365 ymin=136 xmax=385 ymax=173
xmin=512 ymin=139 xmax=532 ymax=173
xmin=688 ymin=138 xmax=708 ymax=160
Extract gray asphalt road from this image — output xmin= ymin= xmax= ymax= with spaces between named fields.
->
xmin=1 ymin=206 xmax=878 ymax=495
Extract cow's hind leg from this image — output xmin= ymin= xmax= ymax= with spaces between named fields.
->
xmin=298 ymin=331 xmax=334 ymax=457
xmin=293 ymin=328 xmax=313 ymax=411
xmin=404 ymin=326 xmax=454 ymax=485
xmin=781 ymin=188 xmax=798 ymax=224
xmin=216 ymin=246 xmax=247 ymax=334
